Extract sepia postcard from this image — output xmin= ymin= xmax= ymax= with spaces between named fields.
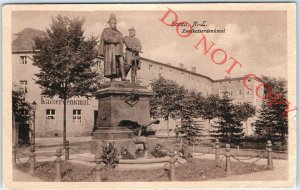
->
xmin=2 ymin=3 xmax=297 ymax=189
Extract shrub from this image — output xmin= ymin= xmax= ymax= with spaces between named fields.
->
xmin=180 ymin=141 xmax=193 ymax=159
xmin=135 ymin=148 xmax=145 ymax=158
xmin=101 ymin=142 xmax=119 ymax=169
xmin=150 ymin=144 xmax=168 ymax=158
xmin=120 ymin=147 xmax=135 ymax=160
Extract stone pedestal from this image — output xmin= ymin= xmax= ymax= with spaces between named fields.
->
xmin=90 ymin=81 xmax=154 ymax=154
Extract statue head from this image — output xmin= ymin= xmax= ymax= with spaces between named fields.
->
xmin=108 ymin=14 xmax=117 ymax=30
xmin=129 ymin=27 xmax=135 ymax=37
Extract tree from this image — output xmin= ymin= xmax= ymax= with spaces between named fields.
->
xmin=12 ymin=88 xmax=33 ymax=145
xmin=254 ymin=76 xmax=288 ymax=148
xmin=235 ymin=103 xmax=256 ymax=122
xmin=235 ymin=102 xmax=256 ymax=137
xmin=178 ymin=119 xmax=205 ymax=146
xmin=32 ymin=15 xmax=99 ymax=148
xmin=179 ymin=90 xmax=204 ymax=120
xmin=177 ymin=90 xmax=205 ymax=145
xmin=150 ymin=77 xmax=186 ymax=139
xmin=210 ymin=93 xmax=244 ymax=146
xmin=202 ymin=94 xmax=221 ymax=123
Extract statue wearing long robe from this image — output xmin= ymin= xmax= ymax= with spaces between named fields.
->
xmin=99 ymin=28 xmax=124 ymax=79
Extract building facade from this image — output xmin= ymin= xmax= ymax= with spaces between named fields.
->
xmin=12 ymin=28 xmax=261 ymax=137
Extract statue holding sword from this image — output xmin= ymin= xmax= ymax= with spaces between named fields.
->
xmin=123 ymin=27 xmax=142 ymax=84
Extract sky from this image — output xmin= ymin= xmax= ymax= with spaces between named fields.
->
xmin=12 ymin=10 xmax=287 ymax=80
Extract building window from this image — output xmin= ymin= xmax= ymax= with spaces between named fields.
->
xmin=219 ymin=89 xmax=232 ymax=97
xmin=46 ymin=109 xmax=56 ymax=119
xmin=19 ymin=80 xmax=28 ymax=93
xmin=73 ymin=109 xmax=82 ymax=123
xmin=237 ymin=89 xmax=242 ymax=95
xmin=20 ymin=56 xmax=28 ymax=64
xmin=226 ymin=89 xmax=233 ymax=96
xmin=149 ymin=64 xmax=153 ymax=70
xmin=219 ymin=90 xmax=223 ymax=97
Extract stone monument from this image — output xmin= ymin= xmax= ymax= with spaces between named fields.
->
xmin=91 ymin=14 xmax=155 ymax=154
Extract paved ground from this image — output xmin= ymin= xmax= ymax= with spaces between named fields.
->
xmin=212 ymin=159 xmax=288 ymax=181
xmin=13 ymin=167 xmax=43 ymax=182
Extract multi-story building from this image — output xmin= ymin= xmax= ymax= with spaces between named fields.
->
xmin=12 ymin=28 xmax=261 ymax=137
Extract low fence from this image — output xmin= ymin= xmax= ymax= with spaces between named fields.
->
xmin=193 ymin=139 xmax=274 ymax=171
xmin=13 ymin=140 xmax=275 ymax=182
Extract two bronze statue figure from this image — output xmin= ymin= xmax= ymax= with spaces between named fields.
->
xmin=99 ymin=14 xmax=142 ymax=84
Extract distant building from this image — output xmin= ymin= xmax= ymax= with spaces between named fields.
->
xmin=12 ymin=28 xmax=262 ymax=137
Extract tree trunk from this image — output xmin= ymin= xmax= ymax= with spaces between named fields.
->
xmin=63 ymin=93 xmax=67 ymax=148
xmin=167 ymin=117 xmax=170 ymax=140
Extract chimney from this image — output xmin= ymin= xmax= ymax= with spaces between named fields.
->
xmin=179 ymin=63 xmax=184 ymax=69
xmin=191 ymin=67 xmax=197 ymax=73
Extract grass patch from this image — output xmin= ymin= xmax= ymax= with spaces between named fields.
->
xmin=190 ymin=146 xmax=287 ymax=160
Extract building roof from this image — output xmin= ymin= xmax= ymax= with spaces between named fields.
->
xmin=213 ymin=77 xmax=244 ymax=83
xmin=141 ymin=57 xmax=215 ymax=82
xmin=12 ymin=28 xmax=45 ymax=52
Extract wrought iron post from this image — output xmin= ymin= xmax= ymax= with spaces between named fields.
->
xmin=55 ymin=148 xmax=63 ymax=182
xmin=65 ymin=140 xmax=70 ymax=160
xmin=94 ymin=152 xmax=102 ymax=182
xmin=169 ymin=152 xmax=178 ymax=181
xmin=225 ymin=144 xmax=232 ymax=176
xmin=29 ymin=145 xmax=36 ymax=175
xmin=31 ymin=101 xmax=37 ymax=149
xmin=266 ymin=140 xmax=274 ymax=170
xmin=215 ymin=138 xmax=220 ymax=166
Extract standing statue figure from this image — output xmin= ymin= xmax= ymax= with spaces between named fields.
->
xmin=99 ymin=14 xmax=129 ymax=81
xmin=123 ymin=27 xmax=142 ymax=84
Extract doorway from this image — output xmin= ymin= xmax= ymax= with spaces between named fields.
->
xmin=93 ymin=110 xmax=98 ymax=133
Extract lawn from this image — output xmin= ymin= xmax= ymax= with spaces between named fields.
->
xmin=16 ymin=158 xmax=269 ymax=182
